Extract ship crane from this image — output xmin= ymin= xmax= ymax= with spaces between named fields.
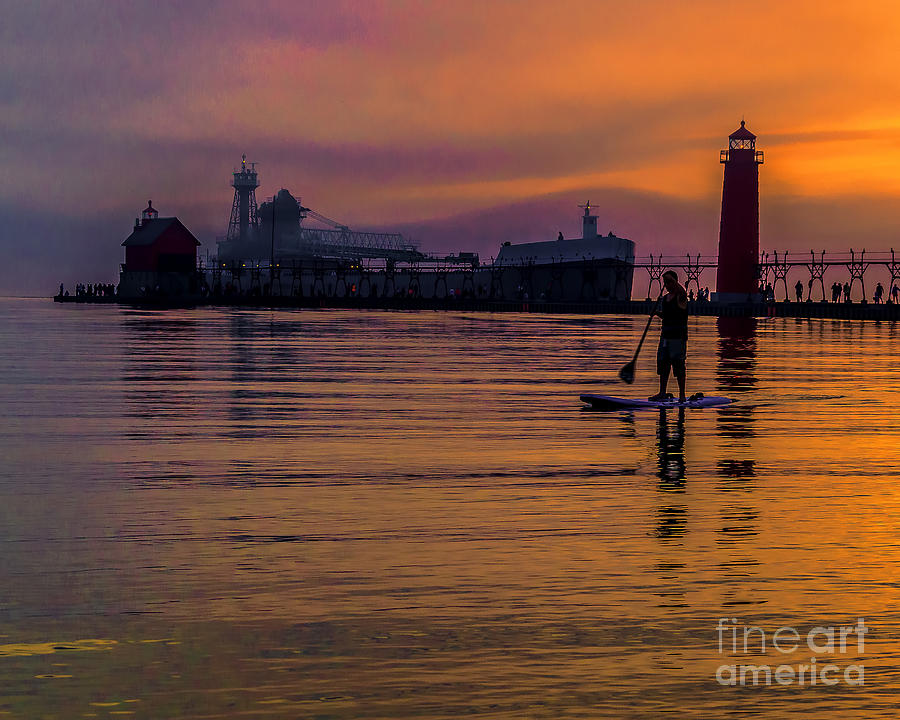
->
xmin=289 ymin=204 xmax=424 ymax=263
xmin=299 ymin=205 xmax=350 ymax=232
xmin=296 ymin=205 xmax=477 ymax=268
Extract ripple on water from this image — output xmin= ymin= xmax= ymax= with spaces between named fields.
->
xmin=0 ymin=303 xmax=898 ymax=718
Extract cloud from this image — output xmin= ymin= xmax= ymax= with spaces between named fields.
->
xmin=4 ymin=1 xmax=900 ymax=294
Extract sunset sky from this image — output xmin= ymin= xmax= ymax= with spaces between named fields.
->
xmin=4 ymin=0 xmax=900 ymax=294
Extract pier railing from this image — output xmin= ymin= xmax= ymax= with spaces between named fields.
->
xmin=196 ymin=248 xmax=900 ymax=304
xmin=635 ymin=249 xmax=900 ymax=303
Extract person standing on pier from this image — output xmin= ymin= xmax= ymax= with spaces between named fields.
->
xmin=794 ymin=280 xmax=803 ymax=302
xmin=649 ymin=270 xmax=689 ymax=404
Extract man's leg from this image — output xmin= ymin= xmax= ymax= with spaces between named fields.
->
xmin=650 ymin=341 xmax=671 ymax=400
xmin=673 ymin=340 xmax=687 ymax=403
xmin=675 ymin=371 xmax=686 ymax=403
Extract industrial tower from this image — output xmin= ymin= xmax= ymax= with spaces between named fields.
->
xmin=226 ymin=154 xmax=259 ymax=243
xmin=717 ymin=121 xmax=763 ymax=302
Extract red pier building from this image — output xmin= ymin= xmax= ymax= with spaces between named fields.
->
xmin=119 ymin=201 xmax=201 ymax=298
xmin=716 ymin=121 xmax=763 ymax=302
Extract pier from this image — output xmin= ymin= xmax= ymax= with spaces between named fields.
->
xmin=56 ymin=245 xmax=900 ymax=322
xmin=53 ymin=291 xmax=900 ymax=321
xmin=55 ymin=246 xmax=900 ymax=321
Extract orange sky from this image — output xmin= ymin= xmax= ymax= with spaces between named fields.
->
xmin=4 ymin=0 xmax=900 ymax=291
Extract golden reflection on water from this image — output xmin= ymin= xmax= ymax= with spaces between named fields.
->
xmin=1 ymin=300 xmax=900 ymax=717
xmin=0 ymin=640 xmax=117 ymax=657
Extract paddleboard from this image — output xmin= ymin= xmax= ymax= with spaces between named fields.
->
xmin=579 ymin=394 xmax=733 ymax=410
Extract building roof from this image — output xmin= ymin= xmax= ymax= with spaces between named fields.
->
xmin=122 ymin=217 xmax=200 ymax=247
xmin=729 ymin=120 xmax=756 ymax=140
xmin=496 ymin=234 xmax=635 ymax=265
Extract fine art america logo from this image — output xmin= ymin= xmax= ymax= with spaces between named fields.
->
xmin=715 ymin=618 xmax=867 ymax=687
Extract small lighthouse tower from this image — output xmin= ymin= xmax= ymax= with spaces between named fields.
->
xmin=716 ymin=121 xmax=763 ymax=302
xmin=226 ymin=154 xmax=260 ymax=244
xmin=580 ymin=201 xmax=598 ymax=240
xmin=134 ymin=199 xmax=159 ymax=230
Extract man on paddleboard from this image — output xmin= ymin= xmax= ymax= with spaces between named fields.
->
xmin=649 ymin=270 xmax=689 ymax=403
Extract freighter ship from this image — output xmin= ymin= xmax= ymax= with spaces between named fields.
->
xmin=490 ymin=202 xmax=635 ymax=301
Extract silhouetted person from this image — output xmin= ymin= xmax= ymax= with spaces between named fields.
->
xmin=893 ymin=285 xmax=899 ymax=304
xmin=649 ymin=270 xmax=689 ymax=403
xmin=558 ymin=231 xmax=564 ymax=241
xmin=844 ymin=282 xmax=851 ymax=303
xmin=831 ymin=282 xmax=840 ymax=303
xmin=875 ymin=282 xmax=884 ymax=304
xmin=795 ymin=280 xmax=803 ymax=302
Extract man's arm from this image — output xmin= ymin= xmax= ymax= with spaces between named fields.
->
xmin=654 ymin=292 xmax=668 ymax=316
xmin=677 ymin=286 xmax=688 ymax=310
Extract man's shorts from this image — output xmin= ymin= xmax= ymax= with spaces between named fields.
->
xmin=657 ymin=338 xmax=687 ymax=376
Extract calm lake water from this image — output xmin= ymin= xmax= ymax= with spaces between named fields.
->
xmin=1 ymin=297 xmax=899 ymax=718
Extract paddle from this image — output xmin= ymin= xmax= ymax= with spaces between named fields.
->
xmin=618 ymin=293 xmax=663 ymax=384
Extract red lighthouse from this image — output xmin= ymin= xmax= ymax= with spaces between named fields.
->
xmin=716 ymin=121 xmax=763 ymax=302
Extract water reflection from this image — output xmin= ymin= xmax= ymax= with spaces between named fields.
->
xmin=616 ymin=411 xmax=638 ymax=439
xmin=120 ymin=310 xmax=202 ymax=428
xmin=656 ymin=408 xmax=687 ymax=541
xmin=11 ymin=300 xmax=900 ymax=717
xmin=714 ymin=317 xmax=759 ymax=554
xmin=657 ymin=408 xmax=686 ymax=487
xmin=715 ymin=317 xmax=758 ymax=392
xmin=716 ymin=459 xmax=755 ymax=482
xmin=716 ymin=506 xmax=759 ymax=545
xmin=715 ymin=317 xmax=757 ymax=441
